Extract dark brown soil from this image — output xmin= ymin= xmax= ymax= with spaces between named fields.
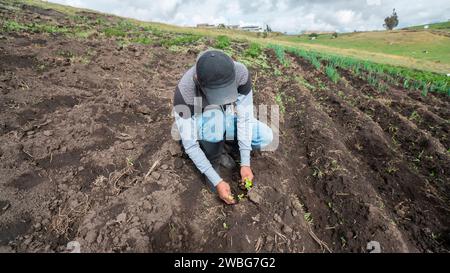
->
xmin=0 ymin=2 xmax=448 ymax=253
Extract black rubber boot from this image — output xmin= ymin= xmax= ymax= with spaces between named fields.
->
xmin=199 ymin=140 xmax=224 ymax=192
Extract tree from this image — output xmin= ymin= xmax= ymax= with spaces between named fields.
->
xmin=266 ymin=24 xmax=272 ymax=32
xmin=383 ymin=9 xmax=399 ymax=30
xmin=332 ymin=32 xmax=338 ymax=39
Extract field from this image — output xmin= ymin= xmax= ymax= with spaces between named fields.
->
xmin=280 ymin=30 xmax=450 ymax=65
xmin=0 ymin=1 xmax=449 ymax=253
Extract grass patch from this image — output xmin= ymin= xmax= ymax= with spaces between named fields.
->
xmin=214 ymin=35 xmax=231 ymax=49
xmin=1 ymin=20 xmax=69 ymax=34
xmin=131 ymin=35 xmax=152 ymax=45
xmin=325 ymin=65 xmax=340 ymax=84
xmin=244 ymin=43 xmax=262 ymax=58
xmin=161 ymin=34 xmax=202 ymax=47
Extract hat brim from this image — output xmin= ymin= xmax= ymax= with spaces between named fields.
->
xmin=203 ymin=81 xmax=238 ymax=105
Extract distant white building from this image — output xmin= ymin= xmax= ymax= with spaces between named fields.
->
xmin=227 ymin=25 xmax=240 ymax=29
xmin=424 ymin=25 xmax=429 ymax=29
xmin=196 ymin=24 xmax=215 ymax=28
xmin=239 ymin=25 xmax=263 ymax=32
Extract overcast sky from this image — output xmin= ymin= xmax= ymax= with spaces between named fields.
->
xmin=47 ymin=0 xmax=450 ymax=34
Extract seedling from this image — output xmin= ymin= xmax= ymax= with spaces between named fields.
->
xmin=243 ymin=178 xmax=253 ymax=191
xmin=237 ymin=194 xmax=245 ymax=201
xmin=304 ymin=212 xmax=313 ymax=224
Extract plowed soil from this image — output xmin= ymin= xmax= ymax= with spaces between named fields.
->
xmin=0 ymin=2 xmax=449 ymax=253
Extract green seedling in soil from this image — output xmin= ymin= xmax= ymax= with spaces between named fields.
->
xmin=223 ymin=222 xmax=229 ymax=229
xmin=274 ymin=68 xmax=282 ymax=76
xmin=241 ymin=178 xmax=253 ymax=191
xmin=126 ymin=157 xmax=134 ymax=167
xmin=131 ymin=36 xmax=152 ymax=45
xmin=312 ymin=167 xmax=324 ymax=179
xmin=295 ymin=76 xmax=316 ymax=90
xmin=386 ymin=166 xmax=399 ymax=174
xmin=268 ymin=44 xmax=290 ymax=67
xmin=237 ymin=194 xmax=245 ymax=201
xmin=304 ymin=212 xmax=313 ymax=224
xmin=275 ymin=93 xmax=285 ymax=114
xmin=340 ymin=236 xmax=347 ymax=248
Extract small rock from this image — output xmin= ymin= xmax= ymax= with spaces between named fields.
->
xmin=291 ymin=209 xmax=298 ymax=217
xmin=136 ymin=105 xmax=151 ymax=114
xmin=23 ymin=237 xmax=33 ymax=246
xmin=157 ymin=177 xmax=169 ymax=186
xmin=116 ymin=212 xmax=127 ymax=223
xmin=367 ymin=241 xmax=381 ymax=253
xmin=248 ymin=190 xmax=262 ymax=204
xmin=122 ymin=141 xmax=134 ymax=150
xmin=33 ymin=223 xmax=42 ymax=231
xmin=151 ymin=171 xmax=161 ymax=180
xmin=78 ymin=166 xmax=84 ymax=172
xmin=273 ymin=213 xmax=282 ymax=223
xmin=43 ymin=130 xmax=53 ymax=136
xmin=1 ymin=201 xmax=10 ymax=212
xmin=85 ymin=230 xmax=97 ymax=244
xmin=169 ymin=142 xmax=182 ymax=156
xmin=160 ymin=164 xmax=168 ymax=170
xmin=66 ymin=241 xmax=81 ymax=253
xmin=173 ymin=158 xmax=183 ymax=169
xmin=251 ymin=214 xmax=260 ymax=222
xmin=58 ymin=183 xmax=69 ymax=191
xmin=282 ymin=225 xmax=293 ymax=234
xmin=96 ymin=233 xmax=103 ymax=244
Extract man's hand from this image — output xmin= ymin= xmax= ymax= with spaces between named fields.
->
xmin=216 ymin=181 xmax=236 ymax=205
xmin=240 ymin=166 xmax=254 ymax=182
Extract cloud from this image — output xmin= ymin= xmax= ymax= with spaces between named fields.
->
xmin=47 ymin=0 xmax=450 ymax=33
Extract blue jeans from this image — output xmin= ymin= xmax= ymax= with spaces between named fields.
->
xmin=197 ymin=112 xmax=273 ymax=149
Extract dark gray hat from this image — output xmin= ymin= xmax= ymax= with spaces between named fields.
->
xmin=196 ymin=50 xmax=237 ymax=105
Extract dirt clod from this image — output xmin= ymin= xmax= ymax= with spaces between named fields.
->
xmin=151 ymin=171 xmax=161 ymax=180
xmin=43 ymin=130 xmax=53 ymax=136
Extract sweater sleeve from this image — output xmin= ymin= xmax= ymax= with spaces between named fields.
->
xmin=236 ymin=90 xmax=254 ymax=166
xmin=174 ymin=111 xmax=222 ymax=186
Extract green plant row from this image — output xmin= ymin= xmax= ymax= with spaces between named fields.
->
xmin=283 ymin=46 xmax=449 ymax=96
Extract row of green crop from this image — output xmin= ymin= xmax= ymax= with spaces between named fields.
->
xmin=268 ymin=44 xmax=449 ymax=96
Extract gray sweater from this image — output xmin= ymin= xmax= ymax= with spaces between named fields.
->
xmin=173 ymin=62 xmax=254 ymax=186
